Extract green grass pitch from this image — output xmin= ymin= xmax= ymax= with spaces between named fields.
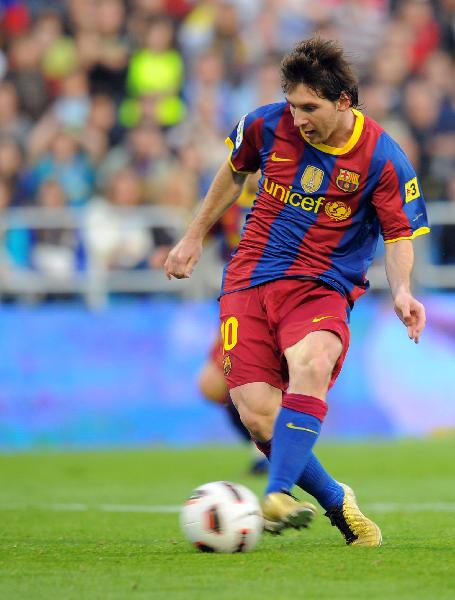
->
xmin=1 ymin=438 xmax=454 ymax=599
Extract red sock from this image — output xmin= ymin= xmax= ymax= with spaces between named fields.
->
xmin=254 ymin=439 xmax=271 ymax=460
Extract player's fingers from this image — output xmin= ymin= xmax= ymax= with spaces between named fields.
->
xmin=183 ymin=255 xmax=199 ymax=278
xmin=395 ymin=300 xmax=411 ymax=325
xmin=402 ymin=307 xmax=412 ymax=324
xmin=164 ymin=254 xmax=178 ymax=280
xmin=163 ymin=258 xmax=172 ymax=280
xmin=164 ymin=260 xmax=183 ymax=280
xmin=167 ymin=264 xmax=189 ymax=279
xmin=411 ymin=303 xmax=426 ymax=340
xmin=408 ymin=315 xmax=425 ymax=344
xmin=164 ymin=249 xmax=189 ymax=279
xmin=407 ymin=324 xmax=419 ymax=343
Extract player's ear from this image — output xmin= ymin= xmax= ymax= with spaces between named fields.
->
xmin=336 ymin=92 xmax=351 ymax=112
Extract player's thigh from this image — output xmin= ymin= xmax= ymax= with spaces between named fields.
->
xmin=219 ymin=288 xmax=284 ymax=391
xmin=274 ymin=283 xmax=350 ymax=389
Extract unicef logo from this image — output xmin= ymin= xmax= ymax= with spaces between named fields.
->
xmin=324 ymin=201 xmax=352 ymax=221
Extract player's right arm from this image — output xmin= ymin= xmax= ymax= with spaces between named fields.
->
xmin=164 ymin=161 xmax=247 ymax=280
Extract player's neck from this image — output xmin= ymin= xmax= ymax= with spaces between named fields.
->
xmin=325 ymin=109 xmax=356 ymax=148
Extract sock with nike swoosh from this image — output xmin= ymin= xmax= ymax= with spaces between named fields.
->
xmin=254 ymin=437 xmax=344 ymax=509
xmin=265 ymin=393 xmax=327 ymax=495
xmin=296 ymin=453 xmax=344 ymax=509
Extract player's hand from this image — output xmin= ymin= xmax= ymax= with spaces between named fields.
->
xmin=393 ymin=291 xmax=426 ymax=343
xmin=164 ymin=236 xmax=203 ymax=280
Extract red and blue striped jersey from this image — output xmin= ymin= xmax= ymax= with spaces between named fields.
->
xmin=221 ymin=102 xmax=429 ymax=304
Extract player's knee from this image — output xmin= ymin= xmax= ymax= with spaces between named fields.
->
xmin=230 ymin=382 xmax=281 ymax=441
xmin=237 ymin=406 xmax=274 ymax=441
xmin=291 ymin=354 xmax=335 ymax=388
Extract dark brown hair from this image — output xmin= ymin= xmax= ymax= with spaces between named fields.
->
xmin=281 ymin=38 xmax=359 ymax=107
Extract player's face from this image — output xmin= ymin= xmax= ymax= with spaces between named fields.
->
xmin=286 ymin=83 xmax=349 ymax=146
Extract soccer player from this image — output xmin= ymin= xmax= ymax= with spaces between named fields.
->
xmin=165 ymin=38 xmax=429 ymax=547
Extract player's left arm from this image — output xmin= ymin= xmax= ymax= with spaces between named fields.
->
xmin=371 ymin=139 xmax=430 ymax=344
xmin=384 ymin=239 xmax=426 ymax=344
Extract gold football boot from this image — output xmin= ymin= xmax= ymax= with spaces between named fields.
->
xmin=262 ymin=491 xmax=317 ymax=533
xmin=325 ymin=483 xmax=382 ymax=547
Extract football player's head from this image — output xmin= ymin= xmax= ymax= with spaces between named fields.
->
xmin=280 ymin=37 xmax=358 ymax=109
xmin=281 ymin=38 xmax=359 ymax=146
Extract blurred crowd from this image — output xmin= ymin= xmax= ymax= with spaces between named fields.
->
xmin=0 ymin=0 xmax=454 ymax=286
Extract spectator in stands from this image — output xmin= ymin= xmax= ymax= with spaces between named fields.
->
xmin=30 ymin=179 xmax=84 ymax=280
xmin=0 ymin=178 xmax=30 ymax=272
xmin=84 ymin=93 xmax=122 ymax=153
xmin=6 ymin=33 xmax=49 ymax=120
xmin=152 ymin=140 xmax=202 ymax=210
xmin=75 ymin=0 xmax=129 ymax=100
xmin=67 ymin=0 xmax=97 ymax=35
xmin=332 ymin=0 xmax=386 ymax=77
xmin=230 ymin=52 xmax=283 ymax=122
xmin=168 ymin=89 xmax=229 ymax=191
xmin=438 ymin=0 xmax=455 ymax=55
xmin=210 ymin=1 xmax=249 ymax=87
xmin=35 ymin=9 xmax=78 ymax=89
xmin=127 ymin=0 xmax=173 ymax=47
xmin=0 ymin=0 xmax=30 ymax=39
xmin=97 ymin=123 xmax=175 ymax=195
xmin=122 ymin=14 xmax=185 ymax=128
xmin=395 ymin=0 xmax=440 ymax=73
xmin=438 ymin=174 xmax=455 ymax=264
xmin=0 ymin=137 xmax=27 ymax=205
xmin=86 ymin=168 xmax=174 ymax=272
xmin=0 ymin=80 xmax=31 ymax=146
xmin=26 ymin=129 xmax=95 ymax=207
xmin=401 ymin=78 xmax=451 ymax=199
xmin=182 ymin=48 xmax=233 ymax=129
xmin=25 ymin=0 xmax=63 ymax=20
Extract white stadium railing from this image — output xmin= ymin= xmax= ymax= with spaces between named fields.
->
xmin=0 ymin=202 xmax=452 ymax=305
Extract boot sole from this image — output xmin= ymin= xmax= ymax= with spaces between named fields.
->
xmin=264 ymin=506 xmax=315 ymax=534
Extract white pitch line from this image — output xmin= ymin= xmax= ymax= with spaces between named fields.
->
xmin=0 ymin=502 xmax=454 ymax=513
xmin=366 ymin=502 xmax=455 ymax=512
xmin=100 ymin=504 xmax=179 ymax=513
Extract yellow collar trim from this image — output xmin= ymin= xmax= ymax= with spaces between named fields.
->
xmin=300 ymin=109 xmax=364 ymax=156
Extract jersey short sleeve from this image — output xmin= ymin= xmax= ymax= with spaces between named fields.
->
xmin=225 ymin=111 xmax=263 ymax=174
xmin=371 ymin=140 xmax=429 ymax=243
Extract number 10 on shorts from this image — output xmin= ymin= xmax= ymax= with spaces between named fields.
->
xmin=221 ymin=317 xmax=238 ymax=351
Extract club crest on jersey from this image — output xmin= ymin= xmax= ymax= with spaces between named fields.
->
xmin=325 ymin=201 xmax=352 ymax=221
xmin=336 ymin=169 xmax=360 ymax=193
xmin=223 ymin=354 xmax=232 ymax=376
xmin=301 ymin=165 xmax=324 ymax=193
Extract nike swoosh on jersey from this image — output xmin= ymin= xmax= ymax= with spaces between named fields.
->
xmin=286 ymin=422 xmax=318 ymax=434
xmin=270 ymin=152 xmax=293 ymax=162
xmin=312 ymin=315 xmax=336 ymax=323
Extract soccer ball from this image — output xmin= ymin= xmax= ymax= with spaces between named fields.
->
xmin=180 ymin=481 xmax=263 ymax=553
